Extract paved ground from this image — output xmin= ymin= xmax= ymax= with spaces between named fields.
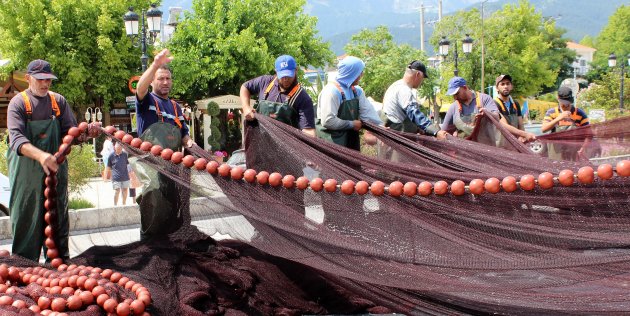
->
xmin=71 ymin=177 xmax=142 ymax=208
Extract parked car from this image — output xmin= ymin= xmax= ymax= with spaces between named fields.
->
xmin=226 ymin=149 xmax=246 ymax=169
xmin=0 ymin=172 xmax=10 ymax=216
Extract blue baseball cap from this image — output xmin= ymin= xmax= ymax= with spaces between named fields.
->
xmin=446 ymin=76 xmax=467 ymax=95
xmin=274 ymin=55 xmax=297 ymax=79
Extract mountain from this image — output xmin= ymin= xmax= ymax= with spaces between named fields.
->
xmin=159 ymin=0 xmax=626 ymax=55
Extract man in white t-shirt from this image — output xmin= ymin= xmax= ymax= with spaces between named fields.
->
xmin=382 ymin=61 xmax=447 ymax=139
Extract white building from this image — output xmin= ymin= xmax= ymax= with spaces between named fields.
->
xmin=566 ymin=42 xmax=596 ymax=78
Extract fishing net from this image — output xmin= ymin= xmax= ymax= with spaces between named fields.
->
xmin=1 ymin=113 xmax=630 ymax=315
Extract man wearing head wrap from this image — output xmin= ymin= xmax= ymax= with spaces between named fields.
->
xmin=316 ymin=56 xmax=382 ymax=150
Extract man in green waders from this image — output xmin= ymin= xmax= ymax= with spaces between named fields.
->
xmin=6 ymin=59 xmax=77 ymax=261
xmin=316 ymin=56 xmax=382 ymax=151
xmin=240 ymin=55 xmax=316 ymax=136
xmin=134 ymin=48 xmax=195 ymax=241
xmin=493 ymin=74 xmax=536 ymax=144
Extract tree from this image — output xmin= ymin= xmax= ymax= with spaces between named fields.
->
xmin=586 ymin=5 xmax=630 ymax=81
xmin=0 ymin=0 xmax=148 ymax=112
xmin=430 ymin=0 xmax=575 ymax=98
xmin=167 ymin=0 xmax=334 ymax=103
xmin=344 ymin=26 xmax=432 ymax=102
xmin=577 ymin=71 xmax=630 ymax=120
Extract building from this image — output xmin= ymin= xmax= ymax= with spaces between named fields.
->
xmin=566 ymin=42 xmax=596 ymax=78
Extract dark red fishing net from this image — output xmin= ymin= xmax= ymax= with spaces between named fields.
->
xmin=2 ymin=114 xmax=630 ymax=315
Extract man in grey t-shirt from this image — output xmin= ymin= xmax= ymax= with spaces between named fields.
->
xmin=382 ymin=61 xmax=447 ymax=139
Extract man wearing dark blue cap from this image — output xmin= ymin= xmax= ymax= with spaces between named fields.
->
xmin=240 ymin=55 xmax=316 ymax=136
xmin=440 ymin=76 xmax=500 ymax=145
xmin=6 ymin=59 xmax=77 ymax=261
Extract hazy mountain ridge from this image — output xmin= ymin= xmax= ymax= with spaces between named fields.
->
xmin=160 ymin=0 xmax=626 ymax=54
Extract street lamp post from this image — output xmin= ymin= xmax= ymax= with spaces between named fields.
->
xmin=608 ymin=53 xmax=630 ymax=111
xmin=84 ymin=107 xmax=103 ymax=155
xmin=438 ymin=34 xmax=473 ymax=76
xmin=123 ymin=4 xmax=163 ymax=71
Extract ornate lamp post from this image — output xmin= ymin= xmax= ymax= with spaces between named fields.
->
xmin=123 ymin=4 xmax=163 ymax=71
xmin=608 ymin=53 xmax=630 ymax=111
xmin=84 ymin=107 xmax=102 ymax=154
xmin=438 ymin=34 xmax=473 ymax=76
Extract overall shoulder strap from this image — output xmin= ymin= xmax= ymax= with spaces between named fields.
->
xmin=170 ymin=99 xmax=183 ymax=129
xmin=49 ymin=92 xmax=61 ymax=117
xmin=20 ymin=91 xmax=32 ymax=120
xmin=332 ymin=82 xmax=346 ymax=102
xmin=263 ymin=76 xmax=277 ymax=100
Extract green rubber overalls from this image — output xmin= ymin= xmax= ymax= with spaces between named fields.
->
xmin=547 ymin=107 xmax=580 ymax=161
xmin=133 ymin=96 xmax=188 ymax=240
xmin=316 ymin=83 xmax=361 ymax=150
xmin=454 ymin=92 xmax=497 ymax=146
xmin=254 ymin=77 xmax=301 ymax=128
xmin=8 ymin=91 xmax=69 ymax=262
xmin=495 ymin=96 xmax=520 ymax=148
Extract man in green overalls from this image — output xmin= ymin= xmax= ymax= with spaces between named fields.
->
xmin=240 ymin=55 xmax=316 ymax=137
xmin=134 ymin=49 xmax=195 ymax=241
xmin=493 ymin=74 xmax=536 ymax=146
xmin=316 ymin=56 xmax=382 ymax=151
xmin=6 ymin=59 xmax=77 ymax=261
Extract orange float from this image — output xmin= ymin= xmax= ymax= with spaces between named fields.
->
xmin=468 ymin=179 xmax=484 ymax=195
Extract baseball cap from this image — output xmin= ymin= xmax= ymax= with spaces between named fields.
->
xmin=495 ymin=74 xmax=512 ymax=86
xmin=446 ymin=77 xmax=467 ymax=95
xmin=557 ymin=86 xmax=574 ymax=103
xmin=274 ymin=55 xmax=297 ymax=79
xmin=408 ymin=60 xmax=429 ymax=78
xmin=27 ymin=59 xmax=57 ymax=80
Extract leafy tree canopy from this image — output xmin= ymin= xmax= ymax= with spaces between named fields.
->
xmin=344 ymin=26 xmax=432 ymax=102
xmin=586 ymin=5 xmax=630 ymax=82
xmin=430 ymin=0 xmax=575 ymax=98
xmin=167 ymin=0 xmax=334 ymax=103
xmin=0 ymin=0 xmax=149 ymax=111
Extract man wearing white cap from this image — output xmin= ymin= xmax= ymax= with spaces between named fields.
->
xmin=240 ymin=55 xmax=316 ymax=136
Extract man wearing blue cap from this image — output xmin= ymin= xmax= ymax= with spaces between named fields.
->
xmin=240 ymin=55 xmax=315 ymax=136
xmin=440 ymin=76 xmax=502 ymax=145
xmin=7 ymin=59 xmax=78 ymax=261
xmin=316 ymin=56 xmax=382 ymax=150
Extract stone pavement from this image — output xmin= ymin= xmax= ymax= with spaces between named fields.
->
xmin=71 ymin=177 xmax=142 ymax=209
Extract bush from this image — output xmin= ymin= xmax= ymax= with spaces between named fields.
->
xmin=67 ymin=143 xmax=99 ymax=195
xmin=68 ymin=198 xmax=94 ymax=210
xmin=0 ymin=133 xmax=8 ymax=175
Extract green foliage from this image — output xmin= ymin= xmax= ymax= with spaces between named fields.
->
xmin=344 ymin=26 xmax=430 ymax=102
xmin=430 ymin=0 xmax=574 ymax=98
xmin=68 ymin=198 xmax=95 ymax=210
xmin=167 ymin=0 xmax=335 ymax=103
xmin=67 ymin=144 xmax=99 ymax=195
xmin=205 ymin=101 xmax=221 ymax=149
xmin=0 ymin=0 xmax=150 ymax=112
xmin=590 ymin=5 xmax=630 ymax=73
xmin=577 ymin=71 xmax=630 ymax=120
xmin=0 ymin=134 xmax=8 ymax=175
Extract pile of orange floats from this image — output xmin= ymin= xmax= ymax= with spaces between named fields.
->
xmin=0 ymin=252 xmax=149 ymax=315
xmin=104 ymin=125 xmax=630 ymax=198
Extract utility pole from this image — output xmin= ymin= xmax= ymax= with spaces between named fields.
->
xmin=420 ymin=3 xmax=425 ymax=52
xmin=481 ymin=0 xmax=488 ymax=93
xmin=438 ymin=0 xmax=442 ymax=21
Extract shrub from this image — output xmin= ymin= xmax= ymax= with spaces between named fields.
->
xmin=67 ymin=143 xmax=99 ymax=195
xmin=68 ymin=198 xmax=94 ymax=210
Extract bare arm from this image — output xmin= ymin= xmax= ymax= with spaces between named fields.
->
xmin=541 ymin=111 xmax=570 ymax=133
xmin=136 ymin=49 xmax=173 ymax=101
xmin=239 ymin=84 xmax=255 ymax=121
xmin=302 ymin=128 xmax=316 ymax=137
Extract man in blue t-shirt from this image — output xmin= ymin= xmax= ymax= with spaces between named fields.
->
xmin=240 ymin=55 xmax=316 ymax=137
xmin=133 ymin=48 xmax=196 ymax=241
xmin=105 ymin=142 xmax=130 ymax=205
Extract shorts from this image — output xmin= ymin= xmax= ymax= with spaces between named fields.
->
xmin=112 ymin=180 xmax=130 ymax=190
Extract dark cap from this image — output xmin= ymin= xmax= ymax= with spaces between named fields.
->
xmin=495 ymin=74 xmax=512 ymax=86
xmin=557 ymin=86 xmax=574 ymax=103
xmin=408 ymin=60 xmax=429 ymax=78
xmin=27 ymin=59 xmax=57 ymax=80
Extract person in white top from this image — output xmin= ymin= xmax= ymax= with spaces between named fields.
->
xmin=382 ymin=60 xmax=447 ymax=139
